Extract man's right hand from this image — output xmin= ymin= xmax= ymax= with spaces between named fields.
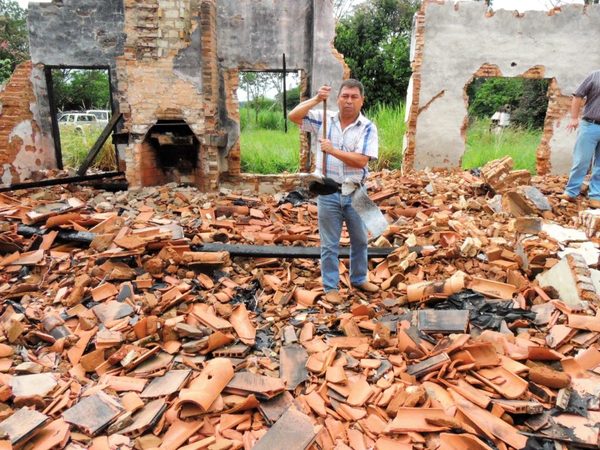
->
xmin=316 ymin=85 xmax=331 ymax=102
xmin=566 ymin=118 xmax=579 ymax=133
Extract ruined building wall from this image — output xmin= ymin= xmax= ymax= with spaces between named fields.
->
xmin=217 ymin=0 xmax=345 ymax=180
xmin=21 ymin=0 xmax=345 ymax=190
xmin=405 ymin=1 xmax=600 ymax=175
xmin=0 ymin=62 xmax=55 ymax=185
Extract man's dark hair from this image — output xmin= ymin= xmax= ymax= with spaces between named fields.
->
xmin=338 ymin=79 xmax=364 ymax=97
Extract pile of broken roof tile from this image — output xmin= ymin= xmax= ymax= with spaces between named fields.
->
xmin=0 ymin=158 xmax=599 ymax=450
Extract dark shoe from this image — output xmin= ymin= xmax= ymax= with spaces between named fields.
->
xmin=558 ymin=193 xmax=577 ymax=203
xmin=353 ymin=281 xmax=379 ymax=293
xmin=589 ymin=199 xmax=600 ymax=209
xmin=324 ymin=290 xmax=343 ymax=304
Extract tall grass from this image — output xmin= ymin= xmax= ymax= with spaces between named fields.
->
xmin=239 ymin=104 xmax=406 ymax=174
xmin=240 ymin=123 xmax=300 ymax=174
xmin=367 ymin=103 xmax=406 ymax=170
xmin=239 ymin=105 xmax=540 ymax=175
xmin=462 ymin=118 xmax=540 ymax=173
xmin=60 ymin=127 xmax=117 ymax=171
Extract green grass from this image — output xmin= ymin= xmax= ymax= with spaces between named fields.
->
xmin=367 ymin=103 xmax=406 ymax=171
xmin=240 ymin=123 xmax=300 ymax=174
xmin=238 ymin=106 xmax=540 ymax=175
xmin=462 ymin=118 xmax=540 ymax=173
xmin=239 ymin=104 xmax=406 ymax=174
xmin=60 ymin=127 xmax=116 ymax=170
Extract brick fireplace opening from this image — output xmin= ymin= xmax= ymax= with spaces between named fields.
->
xmin=138 ymin=120 xmax=201 ymax=187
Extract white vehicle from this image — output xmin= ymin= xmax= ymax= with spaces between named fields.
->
xmin=86 ymin=110 xmax=111 ymax=125
xmin=58 ymin=113 xmax=100 ymax=132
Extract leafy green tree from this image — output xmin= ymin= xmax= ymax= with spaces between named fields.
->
xmin=511 ymin=79 xmax=550 ymax=129
xmin=52 ymin=69 xmax=110 ymax=112
xmin=467 ymin=77 xmax=549 ymax=129
xmin=334 ymin=0 xmax=419 ymax=109
xmin=0 ymin=0 xmax=29 ymax=83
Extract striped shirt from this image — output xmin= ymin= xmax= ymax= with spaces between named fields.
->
xmin=301 ymin=109 xmax=378 ymax=184
xmin=574 ymin=70 xmax=600 ymax=121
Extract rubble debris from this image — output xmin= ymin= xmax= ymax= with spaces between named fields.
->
xmin=0 ymin=164 xmax=600 ymax=449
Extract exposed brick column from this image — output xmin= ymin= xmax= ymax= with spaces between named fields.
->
xmin=402 ymin=7 xmax=426 ymax=172
xmin=199 ymin=0 xmax=220 ymax=190
xmin=224 ymin=69 xmax=241 ymax=175
xmin=537 ymin=80 xmax=570 ymax=175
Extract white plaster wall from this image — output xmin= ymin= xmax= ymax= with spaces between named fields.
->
xmin=413 ymin=2 xmax=600 ymax=173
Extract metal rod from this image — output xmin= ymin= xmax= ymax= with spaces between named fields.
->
xmin=283 ymin=53 xmax=288 ymax=133
xmin=0 ymin=171 xmax=124 ymax=192
xmin=77 ymin=113 xmax=123 ymax=176
xmin=15 ymin=224 xmax=396 ymax=259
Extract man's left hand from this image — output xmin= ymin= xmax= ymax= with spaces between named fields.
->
xmin=319 ymin=138 xmax=335 ymax=154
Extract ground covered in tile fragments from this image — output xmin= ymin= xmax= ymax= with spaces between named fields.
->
xmin=0 ymin=161 xmax=600 ymax=450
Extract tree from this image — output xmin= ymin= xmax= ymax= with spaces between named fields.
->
xmin=333 ymin=0 xmax=358 ymax=21
xmin=52 ymin=69 xmax=110 ymax=112
xmin=0 ymin=0 xmax=29 ymax=82
xmin=334 ymin=0 xmax=419 ymax=108
xmin=467 ymin=77 xmax=550 ymax=129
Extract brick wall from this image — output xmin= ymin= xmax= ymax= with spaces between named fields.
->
xmin=0 ymin=62 xmax=53 ymax=185
xmin=116 ymin=0 xmax=219 ymax=190
xmin=402 ymin=8 xmax=426 ymax=172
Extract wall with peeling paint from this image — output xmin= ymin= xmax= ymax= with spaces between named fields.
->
xmin=0 ymin=62 xmax=55 ymax=186
xmin=406 ymin=1 xmax=600 ymax=174
xmin=22 ymin=0 xmax=345 ymax=189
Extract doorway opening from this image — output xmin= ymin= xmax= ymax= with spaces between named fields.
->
xmin=47 ymin=67 xmax=116 ymax=171
xmin=238 ymin=70 xmax=302 ymax=174
xmin=463 ymin=77 xmax=550 ymax=174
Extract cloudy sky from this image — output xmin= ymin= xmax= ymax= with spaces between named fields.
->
xmin=16 ymin=0 xmax=587 ymax=11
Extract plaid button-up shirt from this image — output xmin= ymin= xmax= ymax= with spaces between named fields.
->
xmin=302 ymin=109 xmax=378 ymax=184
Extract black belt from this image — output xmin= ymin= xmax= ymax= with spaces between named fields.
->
xmin=583 ymin=117 xmax=600 ymax=125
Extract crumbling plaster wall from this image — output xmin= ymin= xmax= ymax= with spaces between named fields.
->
xmin=217 ymin=0 xmax=345 ymax=179
xmin=405 ymin=1 xmax=600 ymax=175
xmin=27 ymin=0 xmax=126 ymax=125
xmin=24 ymin=0 xmax=344 ymax=189
xmin=0 ymin=62 xmax=55 ymax=185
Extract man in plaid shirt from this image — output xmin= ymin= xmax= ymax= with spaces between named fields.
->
xmin=289 ymin=79 xmax=379 ymax=304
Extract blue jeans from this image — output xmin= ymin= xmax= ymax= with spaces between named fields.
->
xmin=565 ymin=120 xmax=600 ymax=200
xmin=317 ymin=192 xmax=368 ymax=292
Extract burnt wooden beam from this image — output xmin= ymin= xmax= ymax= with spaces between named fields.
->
xmin=0 ymin=171 xmax=124 ymax=193
xmin=77 ymin=112 xmax=123 ymax=176
xmin=44 ymin=67 xmax=63 ymax=169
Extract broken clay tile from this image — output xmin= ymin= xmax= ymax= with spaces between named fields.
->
xmin=439 ymin=432 xmax=495 ymax=450
xmin=100 ymin=375 xmax=148 ymax=392
xmin=140 ymin=369 xmax=191 ymax=398
xmin=229 ymin=304 xmax=256 ymax=345
xmin=157 ymin=419 xmax=203 ymax=450
xmin=280 ymin=344 xmax=309 ymax=391
xmin=384 ymin=408 xmax=452 ymax=433
xmin=293 ymin=288 xmax=321 ymax=307
xmin=567 ymin=314 xmax=600 ymax=332
xmin=0 ymin=408 xmax=49 ymax=445
xmin=417 ymin=309 xmax=469 ymax=333
xmin=475 ymin=367 xmax=528 ymax=399
xmin=449 ymin=389 xmax=528 ymax=449
xmin=176 ymin=358 xmax=233 ymax=414
xmin=62 ymin=391 xmax=123 ymax=436
xmin=468 ymin=277 xmax=517 ymax=299
xmin=10 ymin=373 xmax=57 ymax=399
xmin=119 ymin=398 xmax=167 ymax=437
xmin=90 ymin=283 xmax=119 ymax=302
xmin=225 ymin=371 xmax=286 ymax=400
xmin=252 ymin=406 xmax=320 ymax=450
